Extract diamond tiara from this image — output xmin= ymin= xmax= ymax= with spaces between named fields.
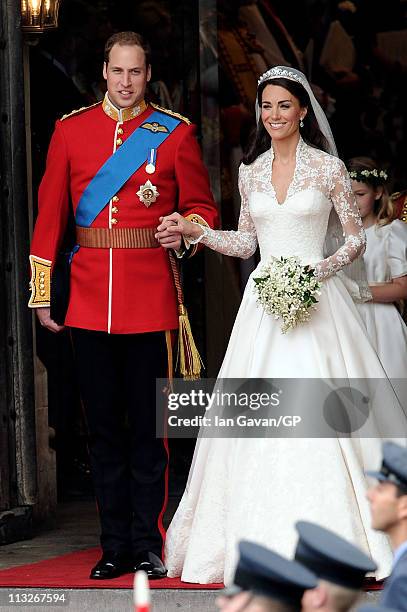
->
xmin=257 ymin=66 xmax=307 ymax=88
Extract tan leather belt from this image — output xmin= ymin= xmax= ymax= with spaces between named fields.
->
xmin=76 ymin=226 xmax=159 ymax=249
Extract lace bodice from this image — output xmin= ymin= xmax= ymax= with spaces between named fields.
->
xmin=197 ymin=138 xmax=366 ymax=281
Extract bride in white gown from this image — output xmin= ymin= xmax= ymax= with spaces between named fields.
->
xmin=156 ymin=67 xmax=403 ymax=584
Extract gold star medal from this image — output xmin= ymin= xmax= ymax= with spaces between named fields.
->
xmin=137 ymin=180 xmax=159 ymax=207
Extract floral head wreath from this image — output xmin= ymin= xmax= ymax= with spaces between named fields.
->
xmin=348 ymin=168 xmax=388 ymax=185
xmin=255 ymin=66 xmax=338 ymax=157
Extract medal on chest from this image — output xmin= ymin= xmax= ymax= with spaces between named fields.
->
xmin=145 ymin=148 xmax=157 ymax=174
xmin=137 ymin=180 xmax=160 ymax=207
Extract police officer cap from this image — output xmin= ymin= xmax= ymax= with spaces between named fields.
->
xmin=366 ymin=442 xmax=407 ymax=491
xmin=294 ymin=521 xmax=377 ymax=589
xmin=233 ymin=540 xmax=318 ymax=606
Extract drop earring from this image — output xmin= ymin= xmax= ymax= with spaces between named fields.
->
xmin=300 ymin=118 xmax=304 ymax=128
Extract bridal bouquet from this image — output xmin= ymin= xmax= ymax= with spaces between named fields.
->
xmin=253 ymin=256 xmax=322 ymax=333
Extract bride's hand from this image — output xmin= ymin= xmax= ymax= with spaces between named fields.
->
xmin=156 ymin=213 xmax=204 ymax=242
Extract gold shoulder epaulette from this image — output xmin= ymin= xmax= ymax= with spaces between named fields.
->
xmin=61 ymin=101 xmax=102 ymax=121
xmin=150 ymin=102 xmax=191 ymax=125
xmin=390 ymin=190 xmax=407 ymax=201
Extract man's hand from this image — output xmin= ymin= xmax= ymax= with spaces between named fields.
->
xmin=155 ymin=213 xmax=203 ymax=252
xmin=36 ymin=307 xmax=65 ymax=333
xmin=155 ymin=217 xmax=182 ymax=251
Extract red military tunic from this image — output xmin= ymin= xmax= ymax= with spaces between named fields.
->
xmin=29 ymin=96 xmax=218 ymax=334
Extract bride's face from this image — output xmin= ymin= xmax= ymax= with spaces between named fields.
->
xmin=261 ymin=84 xmax=306 ymax=142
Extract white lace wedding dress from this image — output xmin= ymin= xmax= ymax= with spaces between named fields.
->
xmin=165 ymin=138 xmax=397 ymax=584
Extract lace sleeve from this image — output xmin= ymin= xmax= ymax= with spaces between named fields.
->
xmin=192 ymin=167 xmax=258 ymax=259
xmin=314 ymin=158 xmax=366 ymax=280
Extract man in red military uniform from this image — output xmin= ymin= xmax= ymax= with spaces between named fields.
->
xmin=29 ymin=31 xmax=218 ymax=579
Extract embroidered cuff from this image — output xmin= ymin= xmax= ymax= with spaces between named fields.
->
xmin=183 ymin=214 xmax=210 ymax=257
xmin=28 ymin=255 xmax=52 ymax=308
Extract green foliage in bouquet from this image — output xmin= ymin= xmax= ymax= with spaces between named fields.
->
xmin=253 ymin=256 xmax=322 ymax=333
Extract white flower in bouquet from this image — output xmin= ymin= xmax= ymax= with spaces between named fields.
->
xmin=253 ymin=256 xmax=322 ymax=333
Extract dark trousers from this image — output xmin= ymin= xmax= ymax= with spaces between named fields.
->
xmin=71 ymin=328 xmax=168 ymax=557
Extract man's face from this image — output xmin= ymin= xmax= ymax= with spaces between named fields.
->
xmin=103 ymin=43 xmax=151 ymax=109
xmin=367 ymin=481 xmax=404 ymax=531
xmin=301 ymin=586 xmax=325 ymax=612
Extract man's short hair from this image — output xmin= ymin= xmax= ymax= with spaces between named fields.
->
xmin=395 ymin=483 xmax=407 ymax=498
xmin=104 ymin=31 xmax=151 ymax=66
xmin=319 ymin=580 xmax=359 ymax=612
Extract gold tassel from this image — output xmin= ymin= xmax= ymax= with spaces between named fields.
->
xmin=178 ymin=304 xmax=203 ymax=380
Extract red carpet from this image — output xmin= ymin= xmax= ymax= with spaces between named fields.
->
xmin=0 ymin=547 xmax=383 ymax=591
xmin=0 ymin=548 xmax=223 ymax=589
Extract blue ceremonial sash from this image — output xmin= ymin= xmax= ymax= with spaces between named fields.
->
xmin=75 ymin=111 xmax=181 ymax=227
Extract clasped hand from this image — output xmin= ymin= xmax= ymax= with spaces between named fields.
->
xmin=155 ymin=213 xmax=203 ymax=250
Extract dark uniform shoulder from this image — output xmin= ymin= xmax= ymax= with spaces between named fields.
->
xmin=149 ymin=102 xmax=191 ymax=125
xmin=60 ymin=101 xmax=103 ymax=122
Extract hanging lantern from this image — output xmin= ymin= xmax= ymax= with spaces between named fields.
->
xmin=21 ymin=0 xmax=60 ymax=34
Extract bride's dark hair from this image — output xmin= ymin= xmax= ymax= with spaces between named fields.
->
xmin=243 ymin=78 xmax=330 ymax=165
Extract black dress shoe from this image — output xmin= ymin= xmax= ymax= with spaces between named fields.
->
xmin=133 ymin=551 xmax=167 ymax=579
xmin=90 ymin=553 xmax=132 ymax=579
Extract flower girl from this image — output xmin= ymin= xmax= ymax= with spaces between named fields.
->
xmin=347 ymin=156 xmax=407 ymax=378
